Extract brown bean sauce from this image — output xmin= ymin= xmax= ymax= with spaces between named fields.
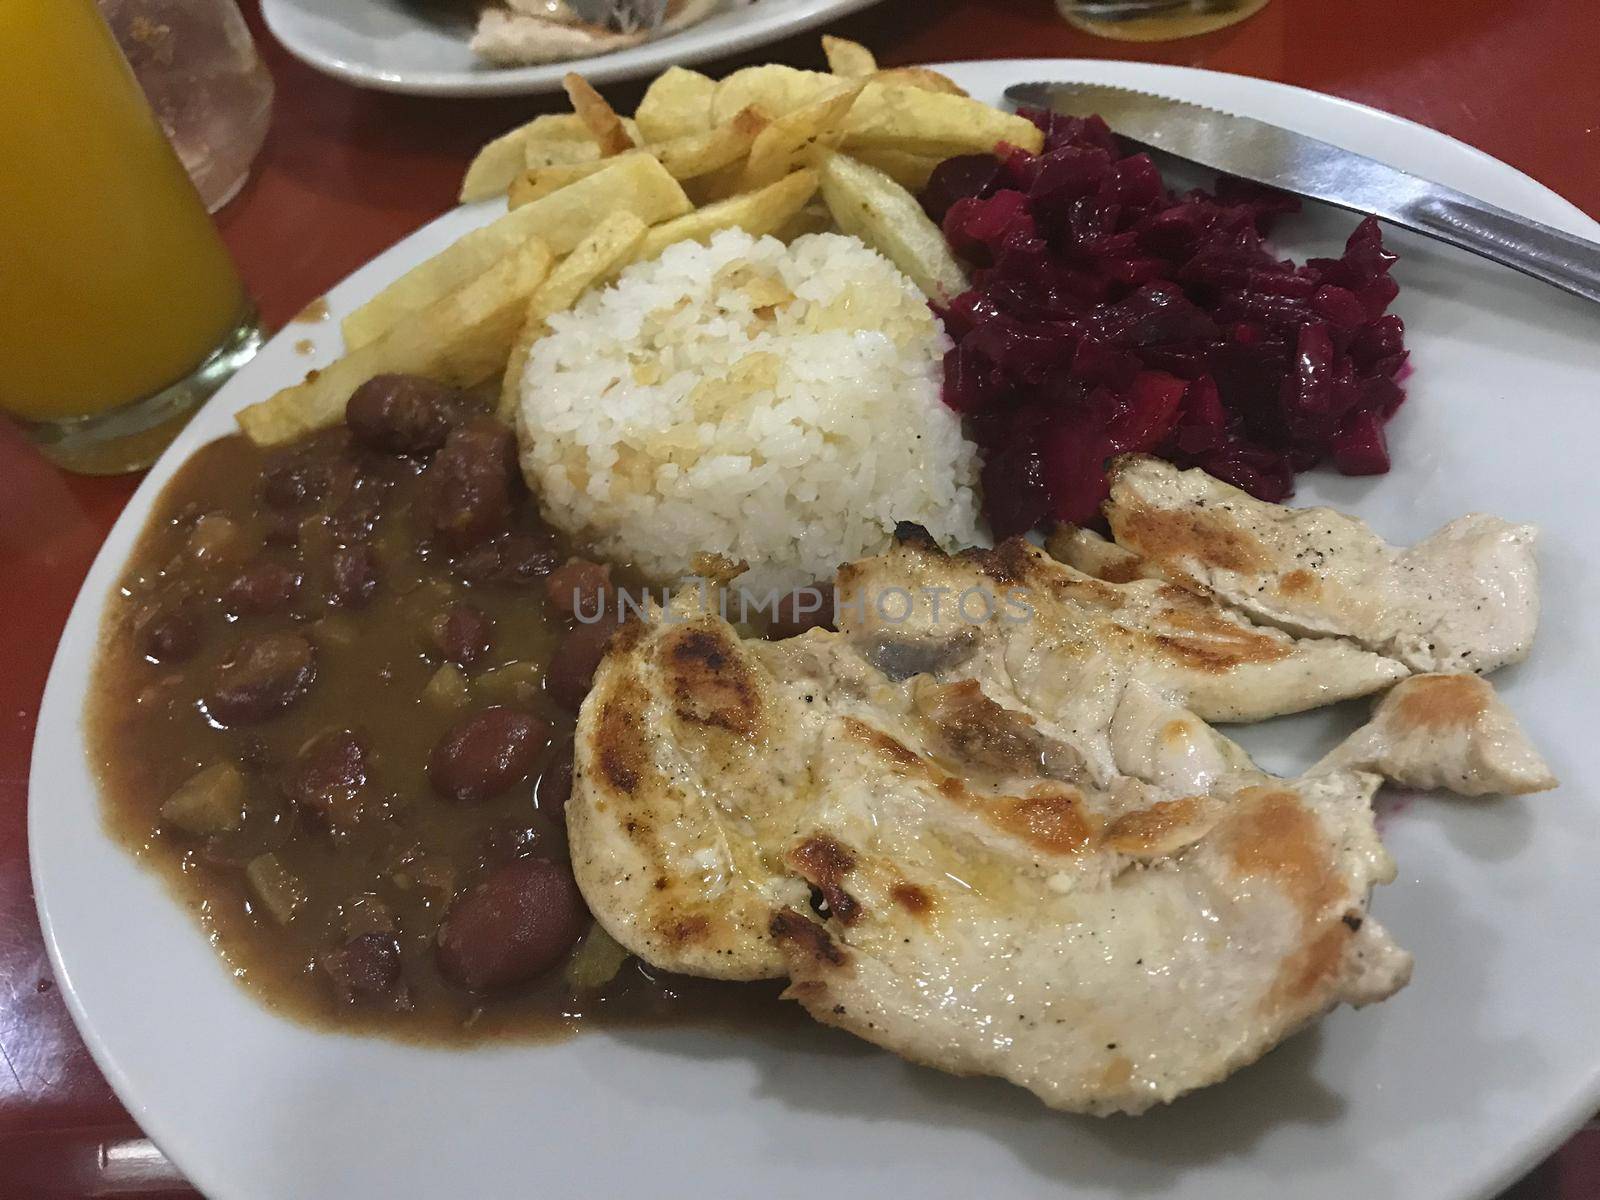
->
xmin=89 ymin=424 xmax=796 ymax=1044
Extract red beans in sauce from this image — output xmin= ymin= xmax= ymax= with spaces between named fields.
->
xmin=136 ymin=603 xmax=201 ymax=664
xmin=345 ymin=374 xmax=464 ymax=457
xmin=425 ymin=418 xmax=520 ymax=549
xmin=284 ymin=729 xmax=368 ymax=825
xmin=430 ymin=603 xmax=494 ymax=668
xmin=328 ymin=544 xmax=379 ymax=607
xmin=207 ymin=632 xmax=317 ymax=725
xmin=428 ymin=706 xmax=547 ymax=803
xmin=544 ymin=559 xmax=612 ymax=619
xmin=436 ymin=857 xmax=589 ymax=991
xmin=545 ymin=617 xmax=625 ymax=713
xmin=319 ymin=933 xmax=406 ymax=1006
xmin=223 ymin=560 xmax=303 ymax=616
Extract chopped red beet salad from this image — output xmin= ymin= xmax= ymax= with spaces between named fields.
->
xmin=923 ymin=110 xmax=1409 ymax=538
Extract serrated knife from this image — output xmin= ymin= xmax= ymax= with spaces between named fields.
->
xmin=1005 ymin=81 xmax=1600 ymax=307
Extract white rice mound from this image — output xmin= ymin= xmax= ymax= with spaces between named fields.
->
xmin=517 ymin=229 xmax=984 ymax=594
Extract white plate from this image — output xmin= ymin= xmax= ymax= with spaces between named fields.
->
xmin=262 ymin=0 xmax=884 ymax=97
xmin=33 ymin=60 xmax=1600 ymax=1200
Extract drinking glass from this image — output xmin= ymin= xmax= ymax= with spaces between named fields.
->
xmin=0 ymin=1 xmax=263 ymax=474
xmin=1057 ymin=0 xmax=1271 ymax=41
xmin=98 ymin=0 xmax=275 ymax=213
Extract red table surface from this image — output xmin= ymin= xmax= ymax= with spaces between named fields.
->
xmin=2 ymin=0 xmax=1597 ymax=1194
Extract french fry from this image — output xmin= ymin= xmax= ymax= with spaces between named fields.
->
xmin=460 ymin=114 xmax=593 ymax=203
xmin=564 ymin=73 xmax=636 ymax=157
xmin=844 ymin=82 xmax=1044 ymax=158
xmin=633 ymin=168 xmax=820 ymax=262
xmin=351 ymin=157 xmax=688 ymax=349
xmin=822 ymin=35 xmax=877 ymax=78
xmin=499 ymin=211 xmax=649 ymax=420
xmin=525 ymin=138 xmax=602 ymax=172
xmin=650 ymin=107 xmax=766 ymax=179
xmin=737 ymin=82 xmax=863 ymax=191
xmin=818 ymin=151 xmax=968 ymax=305
xmin=508 ymin=151 xmax=644 ymax=207
xmin=710 ymin=64 xmax=836 ymax=125
xmin=870 ymin=67 xmax=969 ymax=97
xmin=635 ymin=66 xmax=716 ymax=142
xmin=239 ymin=240 xmax=553 ymax=446
xmin=844 ymin=146 xmax=943 ymax=192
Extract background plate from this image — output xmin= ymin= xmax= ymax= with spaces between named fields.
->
xmin=262 ymin=0 xmax=885 ymax=97
xmin=32 ymin=60 xmax=1600 ymax=1200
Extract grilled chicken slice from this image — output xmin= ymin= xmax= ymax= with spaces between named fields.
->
xmin=1045 ymin=524 xmax=1149 ymax=584
xmin=569 ymin=585 xmax=1411 ymax=1114
xmin=835 ymin=536 xmax=1407 ymax=727
xmin=1316 ymin=673 xmax=1556 ymax=796
xmin=1101 ymin=456 xmax=1540 ymax=674
xmin=774 ymin=766 xmax=1407 ymax=1116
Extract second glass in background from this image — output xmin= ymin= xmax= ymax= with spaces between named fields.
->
xmin=98 ymin=0 xmax=273 ymax=212
xmin=1058 ymin=0 xmax=1271 ymax=41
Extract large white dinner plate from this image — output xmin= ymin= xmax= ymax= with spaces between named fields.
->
xmin=32 ymin=60 xmax=1600 ymax=1200
xmin=262 ymin=0 xmax=884 ymax=97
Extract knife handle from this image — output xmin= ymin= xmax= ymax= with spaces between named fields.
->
xmin=1398 ymin=192 xmax=1600 ymax=306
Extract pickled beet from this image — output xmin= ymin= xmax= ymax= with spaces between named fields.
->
xmin=932 ymin=114 xmax=1408 ymax=530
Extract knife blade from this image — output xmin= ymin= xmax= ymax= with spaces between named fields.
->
xmin=1006 ymin=81 xmax=1600 ymax=307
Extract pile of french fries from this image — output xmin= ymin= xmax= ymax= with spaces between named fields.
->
xmin=236 ymin=37 xmax=1044 ymax=447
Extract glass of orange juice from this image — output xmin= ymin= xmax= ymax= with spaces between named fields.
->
xmin=0 ymin=0 xmax=263 ymax=474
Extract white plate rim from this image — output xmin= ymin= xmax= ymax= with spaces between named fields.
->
xmin=261 ymin=0 xmax=887 ymax=97
xmin=31 ymin=59 xmax=1600 ymax=1200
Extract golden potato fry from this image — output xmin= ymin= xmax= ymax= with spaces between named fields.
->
xmin=564 ymin=73 xmax=636 ymax=157
xmin=635 ymin=66 xmax=716 ymax=142
xmin=348 ymin=156 xmax=689 ymax=349
xmin=459 ymin=114 xmax=591 ymax=203
xmin=499 ymin=211 xmax=648 ymax=419
xmin=508 ymin=151 xmax=641 ymax=207
xmin=649 ymin=107 xmax=766 ymax=179
xmin=633 ymin=168 xmax=820 ymax=262
xmin=737 ymin=81 xmax=863 ymax=191
xmin=524 ymin=138 xmax=602 ymax=172
xmin=822 ymin=35 xmax=877 ymax=78
xmin=845 ymin=146 xmax=944 ymax=192
xmin=818 ymin=151 xmax=968 ymax=305
xmin=844 ymin=82 xmax=1044 ymax=158
xmin=239 ymin=240 xmax=553 ymax=446
xmin=870 ymin=67 xmax=969 ymax=97
xmin=710 ymin=64 xmax=836 ymax=125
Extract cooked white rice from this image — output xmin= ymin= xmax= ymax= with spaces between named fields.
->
xmin=516 ymin=229 xmax=984 ymax=593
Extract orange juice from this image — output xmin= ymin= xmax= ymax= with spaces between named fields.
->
xmin=0 ymin=0 xmax=248 ymax=423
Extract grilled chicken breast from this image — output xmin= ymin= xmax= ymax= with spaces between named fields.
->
xmin=1316 ymin=673 xmax=1556 ymax=796
xmin=835 ymin=536 xmax=1407 ymax=727
xmin=569 ymin=550 xmax=1412 ymax=1114
xmin=1102 ymin=456 xmax=1540 ymax=674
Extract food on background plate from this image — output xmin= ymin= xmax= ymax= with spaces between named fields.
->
xmin=91 ymin=40 xmax=1556 ymax=1116
xmin=469 ymin=0 xmax=728 ymax=68
xmin=515 ymin=228 xmax=980 ymax=592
